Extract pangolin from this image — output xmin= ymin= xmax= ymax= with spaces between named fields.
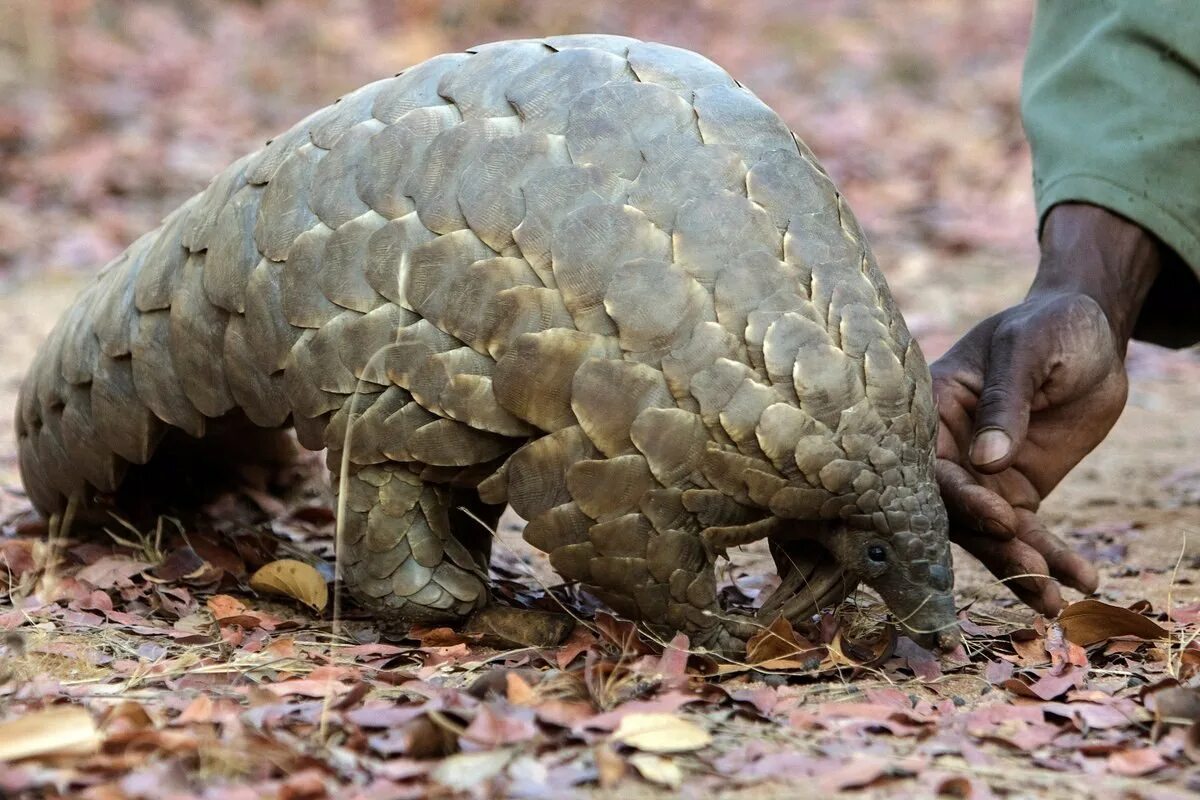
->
xmin=15 ymin=34 xmax=959 ymax=653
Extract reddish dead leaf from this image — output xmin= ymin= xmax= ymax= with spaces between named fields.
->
xmin=555 ymin=626 xmax=598 ymax=669
xmin=805 ymin=702 xmax=932 ymax=736
xmin=337 ymin=643 xmax=411 ymax=665
xmin=0 ymin=540 xmax=38 ymax=581
xmin=1010 ymin=632 xmax=1049 ymax=666
xmin=75 ymin=556 xmax=152 ymax=590
xmin=740 ymin=616 xmax=826 ymax=672
xmin=506 ymin=673 xmax=536 ymax=705
xmin=175 ymin=696 xmax=214 ymax=725
xmin=206 ymin=594 xmax=248 ymax=620
xmin=1057 ymin=599 xmax=1168 ymax=646
xmin=279 ymin=768 xmax=329 ymax=800
xmin=970 ymin=718 xmax=1061 ymax=752
xmin=420 ymin=643 xmax=471 ymax=668
xmin=891 ymin=635 xmax=940 ymax=680
xmin=409 ymin=625 xmax=471 ymax=647
xmin=1044 ymin=624 xmax=1088 ymax=669
xmin=462 ymin=703 xmax=538 ymax=747
xmin=144 ymin=546 xmax=222 ymax=586
xmin=730 ymin=686 xmax=779 ymax=716
xmin=187 ymin=533 xmax=251 ymax=581
xmin=1040 ymin=701 xmax=1139 ymax=731
xmin=983 ymin=659 xmax=1014 ymax=685
xmin=1003 ymin=666 xmax=1084 ymax=701
xmin=1170 ymin=602 xmax=1200 ymax=625
xmin=817 ymin=755 xmax=892 ymax=791
xmin=582 ymin=692 xmax=704 ymax=733
xmin=652 ymin=632 xmax=690 ymax=685
xmin=958 ymin=613 xmax=1002 ymax=637
xmin=1106 ymin=747 xmax=1166 ymax=777
xmin=532 ymin=700 xmax=595 ymax=730
xmin=347 ymin=704 xmax=430 ymax=730
xmin=100 ymin=701 xmax=155 ymax=734
xmin=595 ymin=612 xmax=654 ymax=656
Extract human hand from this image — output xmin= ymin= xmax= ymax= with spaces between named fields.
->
xmin=931 ymin=204 xmax=1162 ymax=614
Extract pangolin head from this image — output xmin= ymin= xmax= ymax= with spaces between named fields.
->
xmin=819 ymin=476 xmax=959 ymax=652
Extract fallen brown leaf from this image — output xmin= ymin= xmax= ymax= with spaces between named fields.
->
xmin=1057 ymin=600 xmax=1168 ymax=646
xmin=249 ymin=559 xmax=328 ymax=612
xmin=1107 ymin=747 xmax=1166 ymax=777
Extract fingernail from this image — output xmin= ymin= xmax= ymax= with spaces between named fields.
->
xmin=970 ymin=429 xmax=1012 ymax=466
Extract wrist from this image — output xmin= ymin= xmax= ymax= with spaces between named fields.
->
xmin=1027 ymin=203 xmax=1162 ymax=348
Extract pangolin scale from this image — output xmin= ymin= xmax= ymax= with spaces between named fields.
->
xmin=16 ymin=34 xmax=958 ymax=652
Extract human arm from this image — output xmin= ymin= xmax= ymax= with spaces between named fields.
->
xmin=932 ymin=0 xmax=1200 ymax=614
xmin=932 ymin=203 xmax=1161 ymax=614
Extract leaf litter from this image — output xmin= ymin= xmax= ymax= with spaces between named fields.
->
xmin=3 ymin=476 xmax=1198 ymax=799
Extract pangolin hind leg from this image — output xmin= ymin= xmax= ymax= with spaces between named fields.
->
xmin=757 ymin=537 xmax=855 ymax=625
xmin=334 ymin=458 xmax=491 ymax=627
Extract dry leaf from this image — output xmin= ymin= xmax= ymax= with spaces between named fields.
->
xmin=1058 ymin=600 xmax=1168 ymax=646
xmin=595 ymin=742 xmax=627 ymax=788
xmin=249 ymin=559 xmax=328 ymax=612
xmin=746 ymin=616 xmax=819 ymax=664
xmin=1107 ymin=747 xmax=1166 ymax=777
xmin=206 ymin=594 xmax=248 ymax=620
xmin=1145 ymin=685 xmax=1200 ymax=726
xmin=629 ymin=752 xmax=683 ymax=789
xmin=611 ymin=713 xmax=712 ymax=753
xmin=505 ymin=672 xmax=536 ymax=705
xmin=430 ymin=748 xmax=514 ymax=790
xmin=0 ymin=706 xmax=100 ymax=762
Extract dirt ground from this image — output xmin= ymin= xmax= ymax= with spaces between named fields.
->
xmin=3 ymin=2 xmax=1200 ymax=798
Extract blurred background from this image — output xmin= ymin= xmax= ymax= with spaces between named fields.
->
xmin=0 ymin=0 xmax=1037 ymax=356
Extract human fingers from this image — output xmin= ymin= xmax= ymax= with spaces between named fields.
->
xmin=968 ymin=321 xmax=1049 ymax=474
xmin=1013 ymin=509 xmax=1100 ymax=596
xmin=935 ymin=458 xmax=1017 ymax=539
xmin=952 ymin=529 xmax=1064 ymax=615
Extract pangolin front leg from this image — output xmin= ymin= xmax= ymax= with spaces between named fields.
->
xmin=335 ymin=458 xmax=490 ymax=625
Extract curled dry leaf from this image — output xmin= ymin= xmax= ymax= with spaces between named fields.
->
xmin=1057 ymin=600 xmax=1168 ymax=646
xmin=830 ymin=624 xmax=898 ymax=669
xmin=249 ymin=559 xmax=328 ymax=612
xmin=0 ymin=706 xmax=100 ymax=762
xmin=740 ymin=616 xmax=825 ymax=672
xmin=611 ymin=713 xmax=712 ymax=753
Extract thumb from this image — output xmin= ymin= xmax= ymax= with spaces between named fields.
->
xmin=969 ymin=325 xmax=1046 ymax=473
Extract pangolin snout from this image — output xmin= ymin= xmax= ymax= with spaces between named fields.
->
xmin=906 ymin=618 xmax=961 ymax=653
xmin=895 ymin=589 xmax=960 ymax=653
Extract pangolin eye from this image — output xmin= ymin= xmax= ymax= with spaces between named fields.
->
xmin=867 ymin=545 xmax=888 ymax=563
